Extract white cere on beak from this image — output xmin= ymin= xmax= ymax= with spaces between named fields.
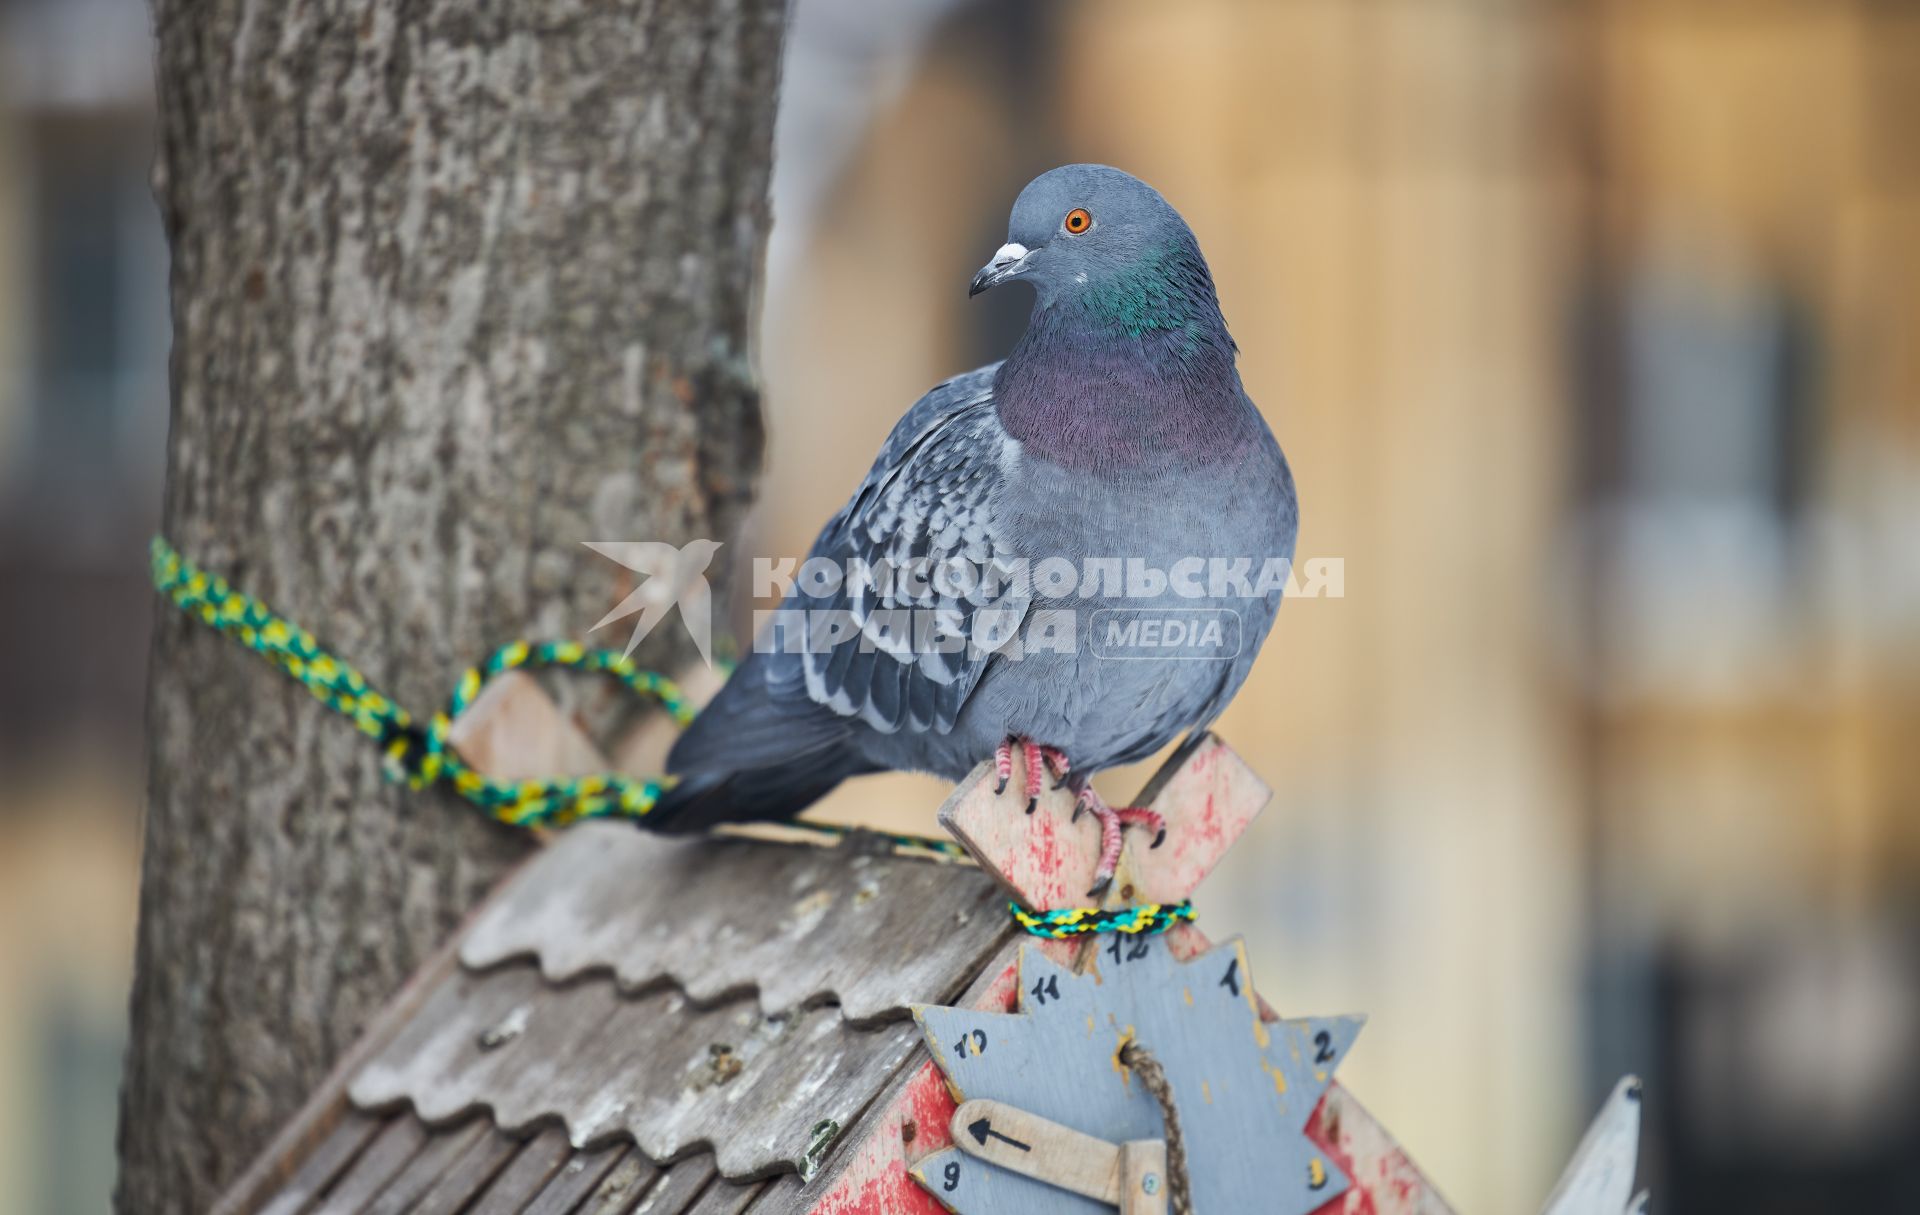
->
xmin=972 ymin=241 xmax=1036 ymax=296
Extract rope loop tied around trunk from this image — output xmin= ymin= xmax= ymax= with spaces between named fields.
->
xmin=150 ymin=536 xmax=1210 ymax=907
xmin=152 ymin=534 xmax=687 ymax=828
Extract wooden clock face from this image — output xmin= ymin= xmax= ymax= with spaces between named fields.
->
xmin=910 ymin=936 xmax=1363 ymax=1215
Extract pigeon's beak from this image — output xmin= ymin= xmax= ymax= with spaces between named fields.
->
xmin=969 ymin=242 xmax=1031 ymax=297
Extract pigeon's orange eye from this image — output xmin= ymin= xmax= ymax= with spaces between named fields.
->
xmin=1063 ymin=208 xmax=1092 ymax=235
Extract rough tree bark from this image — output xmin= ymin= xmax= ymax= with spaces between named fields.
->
xmin=119 ymin=3 xmax=783 ymax=1211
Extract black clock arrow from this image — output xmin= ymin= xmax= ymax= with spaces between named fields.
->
xmin=967 ymin=1116 xmax=1032 ymax=1153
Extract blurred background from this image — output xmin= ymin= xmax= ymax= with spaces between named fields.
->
xmin=2 ymin=0 xmax=1916 ymax=1212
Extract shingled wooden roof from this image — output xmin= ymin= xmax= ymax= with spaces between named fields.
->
xmin=213 ymin=687 xmax=1471 ymax=1215
xmin=213 ymin=825 xmax=1017 ymax=1215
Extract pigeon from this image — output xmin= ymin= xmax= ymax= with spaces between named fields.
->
xmin=653 ymin=164 xmax=1298 ymax=895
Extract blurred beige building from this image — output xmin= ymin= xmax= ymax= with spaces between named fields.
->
xmin=1 ymin=2 xmax=163 ymax=1213
xmin=758 ymin=2 xmax=1920 ymax=1211
xmin=0 ymin=1 xmax=1915 ymax=1213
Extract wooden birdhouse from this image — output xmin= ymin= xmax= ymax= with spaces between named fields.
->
xmin=213 ymin=674 xmax=1643 ymax=1215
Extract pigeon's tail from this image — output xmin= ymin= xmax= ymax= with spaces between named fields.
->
xmin=645 ymin=746 xmax=877 ymax=833
xmin=645 ymin=655 xmax=875 ymax=832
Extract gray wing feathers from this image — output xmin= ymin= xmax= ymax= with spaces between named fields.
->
xmin=794 ymin=370 xmax=1029 ymax=729
xmin=666 ymin=367 xmax=1012 ymax=780
xmin=788 ymin=366 xmax=1027 ymax=735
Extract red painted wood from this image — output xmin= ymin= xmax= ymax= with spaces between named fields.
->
xmin=807 ymin=961 xmax=1021 ymax=1215
xmin=1306 ymin=1084 xmax=1453 ymax=1215
xmin=937 ymin=735 xmax=1268 ymax=915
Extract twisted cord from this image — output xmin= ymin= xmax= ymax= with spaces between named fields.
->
xmin=1120 ymin=1040 xmax=1192 ymax=1214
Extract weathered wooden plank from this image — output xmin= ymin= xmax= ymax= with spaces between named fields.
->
xmin=309 ymin=1114 xmax=429 ymax=1213
xmin=348 ymin=961 xmax=616 ymax=1126
xmin=521 ymin=1142 xmax=632 ymax=1215
xmin=466 ymin=1126 xmax=575 ymax=1215
xmin=1308 ymin=1083 xmax=1457 ymax=1215
xmin=408 ymin=1127 xmax=525 ymax=1215
xmin=363 ymin=1118 xmax=489 ymax=1215
xmin=1109 ymin=734 xmax=1270 ymax=906
xmin=935 ymin=762 xmax=1085 ymax=912
xmin=631 ymin=1156 xmax=718 ymax=1214
xmin=338 ymin=676 xmax=1020 ymax=1187
xmin=207 ymin=854 xmax=542 ymax=1215
xmin=449 ymin=654 xmax=722 ymax=791
xmin=348 ymin=960 xmax=924 ymax=1180
xmin=255 ymin=1111 xmax=385 ymax=1215
xmin=575 ymin=1149 xmax=664 ymax=1215
xmin=947 ymin=1098 xmax=1124 ymax=1203
xmin=448 ymin=670 xmax=614 ymax=784
xmin=938 ymin=734 xmax=1267 ymax=915
xmin=681 ymin=1177 xmax=768 ymax=1215
xmin=938 ymin=736 xmax=1277 ymax=1007
xmin=547 ymin=984 xmax=923 ymax=1175
xmin=740 ymin=1174 xmax=808 ymax=1213
xmin=798 ymin=943 xmax=1026 ymax=1215
xmin=1115 ymin=1140 xmax=1168 ymax=1215
xmin=458 ymin=824 xmax=1012 ymax=1023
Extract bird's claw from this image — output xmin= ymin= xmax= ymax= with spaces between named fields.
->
xmin=1116 ymin=807 xmax=1166 ymax=849
xmin=993 ymin=736 xmax=1068 ymax=813
xmin=1077 ymin=786 xmax=1126 ymax=897
xmin=992 ymin=736 xmax=1015 ymax=798
xmin=1039 ymin=745 xmax=1072 ymax=784
xmin=1080 ymin=802 xmax=1170 ymax=891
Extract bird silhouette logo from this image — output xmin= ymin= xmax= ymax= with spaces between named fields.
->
xmin=583 ymin=539 xmax=723 ymax=666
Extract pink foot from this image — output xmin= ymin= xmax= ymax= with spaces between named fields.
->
xmin=993 ymin=736 xmax=1072 ymax=814
xmin=1117 ymin=807 xmax=1167 ymax=849
xmin=1072 ymin=786 xmax=1167 ymax=897
xmin=1038 ymin=744 xmax=1071 ymax=788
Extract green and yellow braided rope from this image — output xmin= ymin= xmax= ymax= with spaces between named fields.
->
xmin=1009 ymin=900 xmax=1196 ymax=939
xmin=150 ymin=537 xmax=1189 ymax=924
xmin=151 ymin=535 xmax=687 ymax=828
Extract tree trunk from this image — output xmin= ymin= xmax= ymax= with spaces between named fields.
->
xmin=119 ymin=3 xmax=783 ymax=1211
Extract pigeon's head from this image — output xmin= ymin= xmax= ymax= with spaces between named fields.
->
xmin=969 ymin=164 xmax=1211 ymax=311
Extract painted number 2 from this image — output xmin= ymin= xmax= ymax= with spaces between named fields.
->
xmin=1106 ymin=935 xmax=1149 ymax=965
